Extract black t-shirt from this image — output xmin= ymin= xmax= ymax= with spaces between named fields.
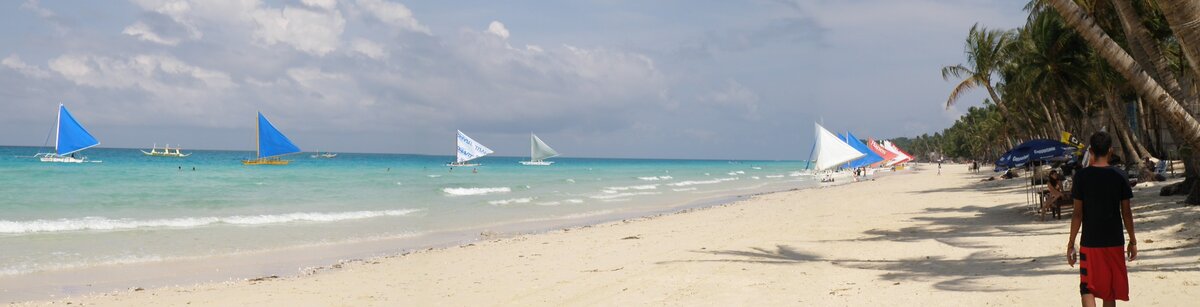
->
xmin=1071 ymin=167 xmax=1133 ymax=247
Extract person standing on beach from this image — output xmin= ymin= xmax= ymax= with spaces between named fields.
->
xmin=1067 ymin=132 xmax=1137 ymax=306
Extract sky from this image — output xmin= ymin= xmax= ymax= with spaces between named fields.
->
xmin=0 ymin=0 xmax=1028 ymax=160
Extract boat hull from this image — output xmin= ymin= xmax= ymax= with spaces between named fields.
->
xmin=446 ymin=163 xmax=479 ymax=167
xmin=36 ymin=154 xmax=96 ymax=163
xmin=142 ymin=151 xmax=190 ymax=157
xmin=519 ymin=161 xmax=554 ymax=166
xmin=242 ymin=158 xmax=291 ymax=165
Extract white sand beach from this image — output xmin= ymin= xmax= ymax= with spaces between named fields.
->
xmin=21 ymin=166 xmax=1199 ymax=306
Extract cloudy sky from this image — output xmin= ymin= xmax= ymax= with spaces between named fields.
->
xmin=0 ymin=0 xmax=1026 ymax=160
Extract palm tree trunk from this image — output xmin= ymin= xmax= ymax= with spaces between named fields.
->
xmin=1112 ymin=0 xmax=1190 ymax=101
xmin=1048 ymin=0 xmax=1200 ymax=155
xmin=1157 ymin=0 xmax=1200 ymax=83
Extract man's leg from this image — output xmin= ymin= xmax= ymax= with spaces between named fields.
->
xmin=1080 ymin=294 xmax=1096 ymax=307
xmin=1102 ymin=299 xmax=1115 ymax=307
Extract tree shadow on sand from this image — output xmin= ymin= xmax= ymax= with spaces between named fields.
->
xmin=656 ymin=191 xmax=1200 ymax=292
xmin=658 ymin=244 xmax=1066 ymax=292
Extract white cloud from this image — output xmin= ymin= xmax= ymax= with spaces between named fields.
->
xmin=355 ymin=0 xmax=430 ymax=34
xmin=123 ymin=21 xmax=181 ymax=46
xmin=48 ymin=54 xmax=235 ymax=91
xmin=2 ymin=55 xmax=53 ymax=79
xmin=286 ymin=67 xmax=373 ymax=107
xmin=301 ymin=0 xmax=338 ymax=10
xmin=251 ymin=6 xmax=346 ymax=56
xmin=486 ymin=21 xmax=510 ymax=39
xmin=350 ymin=38 xmax=388 ymax=60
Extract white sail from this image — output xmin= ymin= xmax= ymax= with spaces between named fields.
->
xmin=530 ymin=134 xmax=559 ymax=161
xmin=456 ymin=130 xmax=493 ymax=163
xmin=882 ymin=140 xmax=911 ymax=166
xmin=813 ymin=123 xmax=865 ymax=171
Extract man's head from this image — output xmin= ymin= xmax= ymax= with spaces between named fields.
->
xmin=1088 ymin=132 xmax=1113 ymax=165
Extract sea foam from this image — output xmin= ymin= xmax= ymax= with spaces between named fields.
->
xmin=442 ymin=187 xmax=512 ymax=196
xmin=667 ymin=177 xmax=739 ymax=187
xmin=487 ymin=198 xmax=534 ymax=206
xmin=0 ymin=209 xmax=425 ymax=234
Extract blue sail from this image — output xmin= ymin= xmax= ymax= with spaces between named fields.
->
xmin=56 ymin=104 xmax=100 ymax=156
xmin=257 ymin=113 xmax=301 ymax=158
xmin=842 ymin=132 xmax=883 ymax=168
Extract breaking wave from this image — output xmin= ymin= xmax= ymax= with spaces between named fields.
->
xmin=443 ymin=187 xmax=511 ymax=196
xmin=0 ymin=209 xmax=426 ymax=234
xmin=488 ymin=198 xmax=534 ymax=206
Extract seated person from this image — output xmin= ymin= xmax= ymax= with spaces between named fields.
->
xmin=1042 ymin=170 xmax=1065 ymax=220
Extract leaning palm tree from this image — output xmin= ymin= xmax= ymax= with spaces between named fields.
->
xmin=1156 ymin=0 xmax=1200 ymax=81
xmin=1046 ymin=0 xmax=1200 ymax=152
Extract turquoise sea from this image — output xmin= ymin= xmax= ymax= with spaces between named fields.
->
xmin=0 ymin=146 xmax=818 ymax=282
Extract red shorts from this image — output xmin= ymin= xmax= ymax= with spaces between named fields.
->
xmin=1079 ymin=246 xmax=1129 ymax=301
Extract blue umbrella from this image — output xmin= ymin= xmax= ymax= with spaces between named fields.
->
xmin=994 ymin=139 xmax=1077 ymax=171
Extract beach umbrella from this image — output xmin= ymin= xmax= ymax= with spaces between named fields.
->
xmin=994 ymin=139 xmax=1076 ymax=171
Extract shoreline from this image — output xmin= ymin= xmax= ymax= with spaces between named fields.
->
xmin=1 ymin=170 xmax=857 ymax=303
xmin=23 ymin=165 xmax=1196 ymax=305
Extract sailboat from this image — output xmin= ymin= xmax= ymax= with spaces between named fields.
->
xmin=519 ymin=134 xmax=559 ymax=166
xmin=811 ymin=123 xmax=864 ymax=171
xmin=242 ymin=112 xmax=301 ymax=165
xmin=447 ymin=130 xmax=492 ymax=167
xmin=35 ymin=104 xmax=101 ymax=163
xmin=840 ymin=133 xmax=883 ymax=168
xmin=142 ymin=143 xmax=190 ymax=157
xmin=310 ymin=149 xmax=337 ymax=158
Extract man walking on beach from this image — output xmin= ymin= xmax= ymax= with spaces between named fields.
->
xmin=1067 ymin=132 xmax=1137 ymax=306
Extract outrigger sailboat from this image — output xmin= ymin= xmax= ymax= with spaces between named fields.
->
xmin=310 ymin=149 xmax=337 ymax=158
xmin=142 ymin=143 xmax=190 ymax=157
xmin=519 ymin=133 xmax=559 ymax=166
xmin=35 ymin=104 xmax=101 ymax=163
xmin=447 ymin=130 xmax=492 ymax=167
xmin=242 ymin=112 xmax=301 ymax=165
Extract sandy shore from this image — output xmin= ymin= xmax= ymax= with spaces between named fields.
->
xmin=21 ymin=166 xmax=1199 ymax=306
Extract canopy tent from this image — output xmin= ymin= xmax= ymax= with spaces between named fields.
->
xmin=841 ymin=133 xmax=884 ymax=168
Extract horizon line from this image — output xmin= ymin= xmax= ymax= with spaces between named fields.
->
xmin=0 ymin=144 xmax=807 ymax=163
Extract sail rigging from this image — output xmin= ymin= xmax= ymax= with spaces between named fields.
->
xmin=256 ymin=113 xmax=301 ymax=158
xmin=812 ymin=123 xmax=864 ymax=171
xmin=841 ymin=132 xmax=883 ymax=168
xmin=530 ymin=134 xmax=559 ymax=161
xmin=455 ymin=130 xmax=493 ymax=164
xmin=55 ymin=104 xmax=100 ymax=156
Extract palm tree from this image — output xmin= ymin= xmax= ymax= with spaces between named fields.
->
xmin=942 ymin=25 xmax=1015 ymax=111
xmin=1156 ymin=0 xmax=1200 ymax=81
xmin=1046 ymin=0 xmax=1200 ymax=152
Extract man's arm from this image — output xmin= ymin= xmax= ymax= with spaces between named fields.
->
xmin=1121 ymin=199 xmax=1138 ymax=261
xmin=1067 ymin=199 xmax=1083 ymax=266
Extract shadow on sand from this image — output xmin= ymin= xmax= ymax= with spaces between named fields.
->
xmin=657 ymin=175 xmax=1200 ymax=292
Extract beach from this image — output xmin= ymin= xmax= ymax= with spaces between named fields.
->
xmin=15 ymin=165 xmax=1196 ymax=305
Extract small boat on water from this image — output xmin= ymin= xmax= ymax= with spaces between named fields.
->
xmin=310 ymin=150 xmax=337 ymax=158
xmin=142 ymin=144 xmax=190 ymax=157
xmin=242 ymin=112 xmax=301 ymax=165
xmin=447 ymin=130 xmax=492 ymax=167
xmin=34 ymin=104 xmax=101 ymax=163
xmin=519 ymin=133 xmax=559 ymax=166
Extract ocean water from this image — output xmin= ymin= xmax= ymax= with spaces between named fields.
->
xmin=0 ymin=146 xmax=815 ymax=279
